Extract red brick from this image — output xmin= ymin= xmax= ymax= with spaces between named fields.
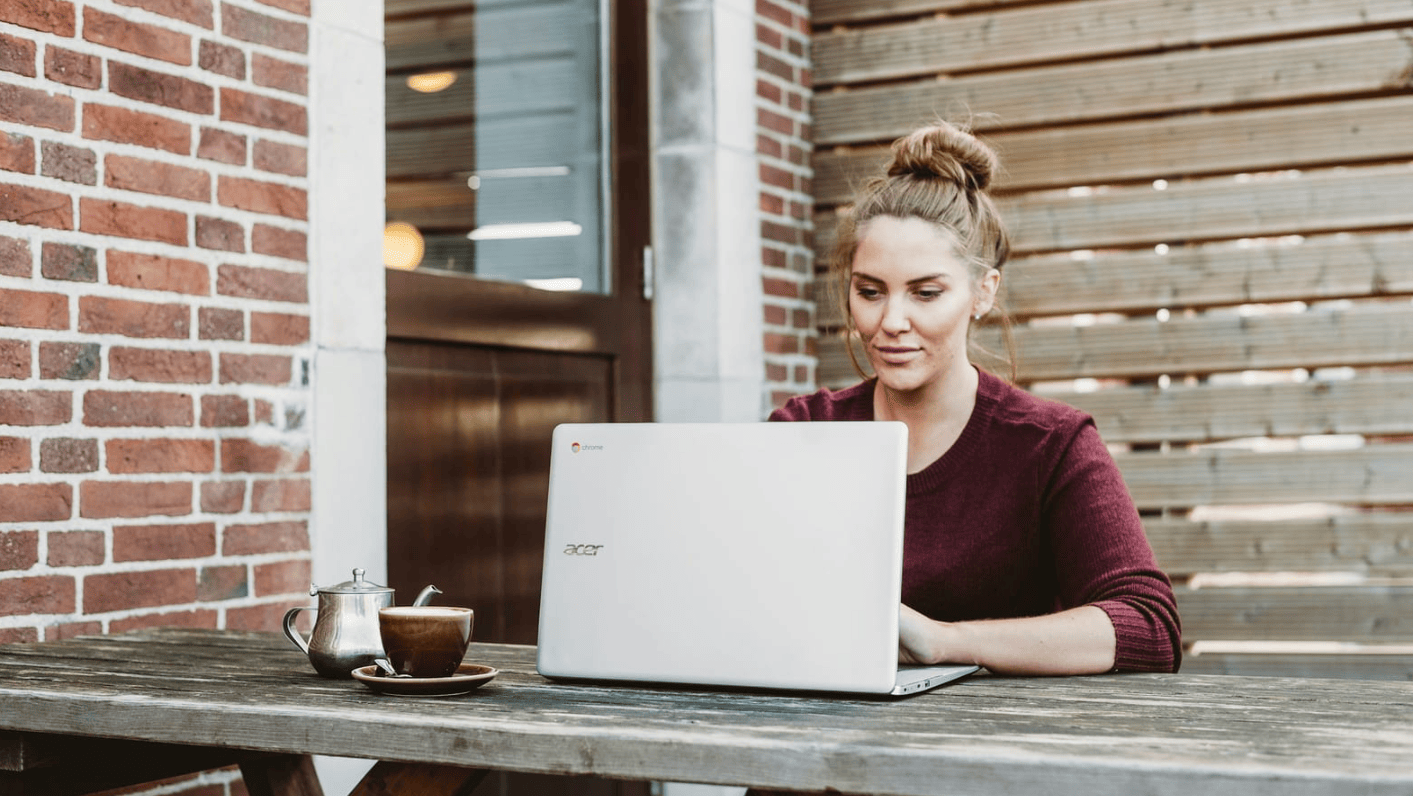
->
xmin=0 ymin=627 xmax=38 ymax=643
xmin=0 ymin=575 xmax=75 ymax=617
xmin=79 ymin=296 xmax=190 ymax=339
xmin=764 ymin=332 xmax=799 ymax=354
xmin=792 ymin=308 xmax=812 ymax=328
xmin=105 ymin=154 xmax=211 ymax=202
xmin=253 ymin=398 xmax=273 ymax=424
xmin=0 ymin=530 xmax=38 ymax=569
xmin=107 ymin=438 xmax=214 ymax=474
xmin=249 ymin=312 xmax=308 ymax=345
xmin=200 ymin=394 xmax=248 ymax=427
xmin=251 ymin=53 xmax=305 ymax=95
xmin=39 ymin=437 xmax=97 ymax=472
xmin=764 ymin=304 xmax=787 ymax=325
xmin=80 ymin=480 xmax=191 ymax=518
xmin=83 ymin=389 xmax=193 ymax=427
xmin=0 ymin=339 xmax=29 ymax=379
xmin=198 ymin=564 xmax=246 ymax=600
xmin=83 ymin=8 xmax=191 ymax=65
xmin=107 ymin=250 xmax=210 ymax=295
xmin=255 ymin=0 xmax=308 ymax=15
xmin=198 ymin=307 xmax=244 ymax=341
xmin=251 ymin=478 xmax=309 ymax=512
xmin=200 ymin=480 xmax=244 ymax=513
xmin=222 ymin=519 xmax=307 ymax=555
xmin=763 ymin=277 xmax=800 ymax=298
xmin=83 ymin=566 xmax=195 ymax=612
xmin=111 ymin=608 xmax=217 ymax=633
xmin=40 ymin=140 xmax=97 ymax=184
xmin=0 ymin=82 xmax=75 ymax=132
xmin=0 ymin=0 xmax=75 ymax=35
xmin=221 ymin=439 xmax=307 ymax=473
xmin=0 ymin=483 xmax=72 ymax=522
xmin=0 ymin=182 xmax=73 ymax=230
xmin=198 ymin=39 xmax=243 ymax=78
xmin=116 ymin=0 xmax=213 ymax=29
xmin=0 ymin=132 xmax=34 ymax=174
xmin=109 ymin=347 xmax=212 ymax=384
xmin=222 ymin=3 xmax=306 ymax=52
xmin=0 ymin=436 xmax=29 ymax=474
xmin=0 ymin=235 xmax=31 ymax=276
xmin=216 ymin=175 xmax=305 ymax=220
xmin=196 ymin=126 xmax=245 ymax=165
xmin=762 ymin=219 xmax=801 ymax=246
xmin=252 ymin=139 xmax=305 ymax=176
xmin=79 ymin=197 xmax=186 ymax=245
xmin=251 ymin=224 xmax=305 ymax=261
xmin=219 ymin=353 xmax=291 ymax=385
xmin=760 ymin=192 xmax=784 ymax=215
xmin=195 ymin=215 xmax=244 ymax=252
xmin=0 ymin=287 xmax=67 ymax=329
xmin=766 ymin=362 xmax=788 ymax=382
xmin=41 ymin=241 xmax=97 ymax=282
xmin=108 ymin=61 xmax=214 ymax=114
xmin=83 ymin=103 xmax=190 ymax=155
xmin=227 ymin=598 xmax=300 ymax=633
xmin=756 ymin=23 xmax=782 ymax=51
xmin=39 ymin=341 xmax=98 ymax=380
xmin=254 ymin=558 xmax=308 ymax=596
xmin=47 ymin=530 xmax=105 ymax=566
xmin=216 ymin=264 xmax=306 ymax=302
xmin=44 ymin=45 xmax=101 ymax=88
xmin=220 ymin=87 xmax=306 ymax=135
xmin=114 ymin=521 xmax=216 ymax=561
xmin=0 ymin=389 xmax=70 ymax=425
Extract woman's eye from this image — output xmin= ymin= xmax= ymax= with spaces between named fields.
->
xmin=854 ymin=286 xmax=882 ymax=299
xmin=915 ymin=288 xmax=942 ymax=300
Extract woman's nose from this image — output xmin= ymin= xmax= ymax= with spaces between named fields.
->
xmin=880 ymin=296 xmax=910 ymax=333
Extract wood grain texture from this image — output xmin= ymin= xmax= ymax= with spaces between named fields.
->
xmin=1181 ymin=651 xmax=1412 ymax=680
xmin=1144 ymin=512 xmax=1413 ymax=576
xmin=0 ymin=630 xmax=1407 ymax=796
xmin=1176 ymin=585 xmax=1412 ymax=642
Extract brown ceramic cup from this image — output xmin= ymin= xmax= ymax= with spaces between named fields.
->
xmin=378 ymin=606 xmax=473 ymax=678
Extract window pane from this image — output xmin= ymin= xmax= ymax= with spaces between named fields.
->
xmin=385 ymin=0 xmax=607 ymax=293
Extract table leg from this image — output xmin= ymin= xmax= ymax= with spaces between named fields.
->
xmin=348 ymin=761 xmax=490 ymax=796
xmin=240 ymin=754 xmax=326 ymax=796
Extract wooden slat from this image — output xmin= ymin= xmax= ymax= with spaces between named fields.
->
xmin=813 ymin=30 xmax=1414 ymax=145
xmin=1049 ymin=372 xmax=1414 ymax=444
xmin=1115 ymin=443 xmax=1413 ymax=510
xmin=812 ymin=0 xmax=1033 ymax=27
xmin=1145 ymin=512 xmax=1413 ymax=576
xmin=813 ymin=0 xmax=1412 ymax=85
xmin=386 ymin=3 xmax=586 ymax=72
xmin=387 ymin=114 xmax=574 ymax=177
xmin=1175 ymin=585 xmax=1413 ymax=642
xmin=814 ymin=96 xmax=1413 ymax=200
xmin=1180 ymin=652 xmax=1412 ymax=680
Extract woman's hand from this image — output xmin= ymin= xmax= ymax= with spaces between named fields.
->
xmin=897 ymin=603 xmax=1118 ymax=675
xmin=898 ymin=603 xmax=961 ymax=665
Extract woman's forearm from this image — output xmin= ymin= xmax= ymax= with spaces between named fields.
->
xmin=899 ymin=603 xmax=1117 ymax=676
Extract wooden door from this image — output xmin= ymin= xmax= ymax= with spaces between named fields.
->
xmin=385 ymin=0 xmax=652 ymax=646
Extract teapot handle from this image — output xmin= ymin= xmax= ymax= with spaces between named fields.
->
xmin=282 ymin=606 xmax=315 ymax=654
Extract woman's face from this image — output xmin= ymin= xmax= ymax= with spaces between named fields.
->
xmin=848 ymin=216 xmax=997 ymax=396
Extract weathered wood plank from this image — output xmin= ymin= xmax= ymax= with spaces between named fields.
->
xmin=813 ymin=166 xmax=1413 ymax=259
xmin=812 ymin=0 xmax=1035 ymax=27
xmin=1180 ymin=651 xmax=1412 ymax=680
xmin=1115 ymin=443 xmax=1413 ymax=509
xmin=1145 ymin=512 xmax=1413 ymax=576
xmin=812 ymin=30 xmax=1414 ymax=145
xmin=1048 ymin=372 xmax=1414 ymax=444
xmin=813 ymin=0 xmax=1412 ymax=85
xmin=814 ymin=96 xmax=1413 ymax=199
xmin=1176 ymin=585 xmax=1413 ymax=642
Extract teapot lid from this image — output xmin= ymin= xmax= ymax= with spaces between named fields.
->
xmin=315 ymin=568 xmax=394 ymax=595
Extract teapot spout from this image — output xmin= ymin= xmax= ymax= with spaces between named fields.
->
xmin=412 ymin=584 xmax=443 ymax=606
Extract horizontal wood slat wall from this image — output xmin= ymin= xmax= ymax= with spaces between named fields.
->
xmin=810 ymin=0 xmax=1413 ymax=678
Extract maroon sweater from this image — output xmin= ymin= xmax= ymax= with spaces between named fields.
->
xmin=770 ymin=370 xmax=1182 ymax=673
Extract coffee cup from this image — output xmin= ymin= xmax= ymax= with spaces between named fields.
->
xmin=378 ymin=606 xmax=473 ymax=678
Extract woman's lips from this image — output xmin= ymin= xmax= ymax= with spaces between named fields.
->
xmin=874 ymin=346 xmax=919 ymax=364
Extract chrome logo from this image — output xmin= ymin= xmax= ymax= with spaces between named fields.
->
xmin=571 ymin=442 xmax=581 ymax=453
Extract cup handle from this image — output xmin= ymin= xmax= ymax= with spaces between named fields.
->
xmin=282 ymin=606 xmax=314 ymax=654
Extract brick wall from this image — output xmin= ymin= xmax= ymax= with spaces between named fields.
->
xmin=756 ymin=0 xmax=815 ymax=411
xmin=0 ymin=0 xmax=313 ymax=671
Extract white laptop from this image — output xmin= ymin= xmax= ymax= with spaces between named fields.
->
xmin=536 ymin=421 xmax=978 ymax=696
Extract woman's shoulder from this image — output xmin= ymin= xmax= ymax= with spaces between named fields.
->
xmin=977 ymin=369 xmax=1094 ymax=438
xmin=769 ymin=380 xmax=874 ymax=422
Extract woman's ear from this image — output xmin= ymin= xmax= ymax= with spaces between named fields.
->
xmin=974 ymin=268 xmax=1001 ymax=317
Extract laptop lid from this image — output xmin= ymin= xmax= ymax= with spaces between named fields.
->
xmin=537 ymin=421 xmax=924 ymax=694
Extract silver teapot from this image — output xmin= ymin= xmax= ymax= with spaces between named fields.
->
xmin=282 ymin=568 xmax=441 ymax=678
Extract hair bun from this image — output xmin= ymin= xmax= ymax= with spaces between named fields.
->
xmin=887 ymin=122 xmax=998 ymax=191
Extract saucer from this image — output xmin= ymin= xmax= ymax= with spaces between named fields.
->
xmin=351 ymin=663 xmax=498 ymax=697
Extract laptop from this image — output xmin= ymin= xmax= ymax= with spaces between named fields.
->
xmin=536 ymin=421 xmax=978 ymax=696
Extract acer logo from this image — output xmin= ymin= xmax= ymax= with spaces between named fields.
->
xmin=563 ymin=544 xmax=604 ymax=556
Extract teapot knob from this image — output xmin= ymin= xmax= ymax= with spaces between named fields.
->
xmin=308 ymin=581 xmax=318 ymax=597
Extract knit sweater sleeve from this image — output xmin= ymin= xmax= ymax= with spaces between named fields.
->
xmin=1044 ymin=421 xmax=1183 ymax=672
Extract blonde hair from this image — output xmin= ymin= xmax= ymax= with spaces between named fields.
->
xmin=832 ymin=121 xmax=1017 ymax=380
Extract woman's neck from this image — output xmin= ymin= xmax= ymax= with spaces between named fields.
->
xmin=874 ymin=364 xmax=980 ymax=473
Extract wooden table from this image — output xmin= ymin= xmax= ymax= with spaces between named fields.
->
xmin=0 ymin=629 xmax=1408 ymax=796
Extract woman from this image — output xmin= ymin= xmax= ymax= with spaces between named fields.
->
xmin=771 ymin=121 xmax=1181 ymax=675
